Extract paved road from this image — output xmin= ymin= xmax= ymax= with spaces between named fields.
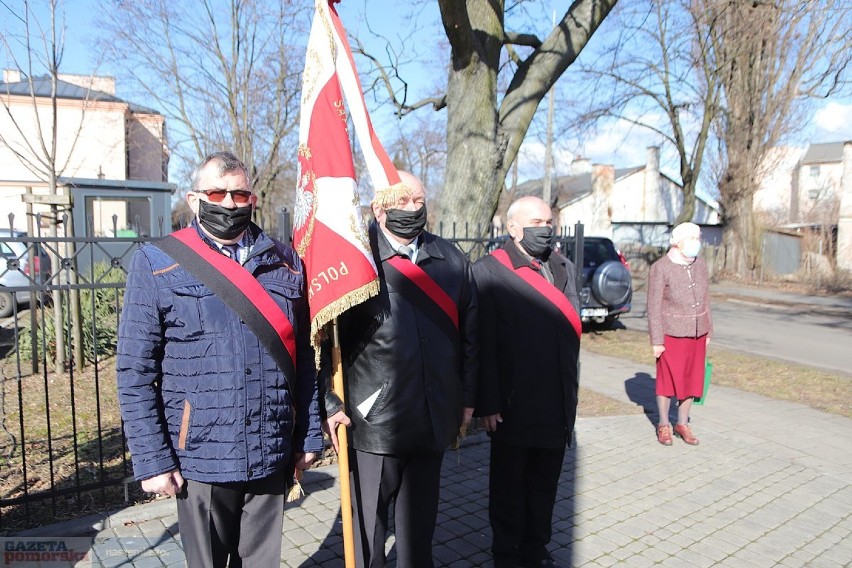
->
xmin=623 ymin=284 xmax=852 ymax=377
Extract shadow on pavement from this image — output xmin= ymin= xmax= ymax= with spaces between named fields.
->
xmin=288 ymin=469 xmax=352 ymax=567
xmin=0 ymin=325 xmax=15 ymax=359
xmin=582 ymin=318 xmax=627 ymax=334
xmin=291 ymin=437 xmax=578 ymax=567
xmin=624 ymin=372 xmax=678 ymax=427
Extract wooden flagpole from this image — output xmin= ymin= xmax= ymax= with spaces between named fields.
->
xmin=331 ymin=319 xmax=356 ymax=567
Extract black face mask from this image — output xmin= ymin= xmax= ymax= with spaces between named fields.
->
xmin=198 ymin=200 xmax=252 ymax=241
xmin=519 ymin=226 xmax=553 ymax=258
xmin=384 ymin=206 xmax=427 ymax=240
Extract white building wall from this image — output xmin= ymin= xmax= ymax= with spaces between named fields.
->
xmin=610 ymin=173 xmax=644 ymax=222
xmin=797 ymin=160 xmax=844 ymax=222
xmin=837 ymin=142 xmax=852 ymax=271
xmin=558 ymin=171 xmax=720 ymax=241
xmin=0 ymin=98 xmax=127 ymax=181
xmin=753 ymin=146 xmax=802 ymax=215
xmin=0 ymin=94 xmax=131 ymax=227
xmin=558 ymin=198 xmax=595 ymax=235
xmin=643 ymin=146 xmax=661 ymax=221
xmin=62 ymin=104 xmax=128 ymax=179
xmin=611 ymin=171 xmax=707 ymax=224
xmin=693 ymin=200 xmax=720 ymax=224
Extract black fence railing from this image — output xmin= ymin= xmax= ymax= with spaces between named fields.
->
xmin=0 ymin=215 xmax=582 ymax=532
xmin=0 ymin=214 xmax=161 ymax=533
xmin=433 ymin=220 xmax=583 ymax=257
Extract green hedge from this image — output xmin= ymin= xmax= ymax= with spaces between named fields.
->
xmin=17 ymin=263 xmax=127 ymax=364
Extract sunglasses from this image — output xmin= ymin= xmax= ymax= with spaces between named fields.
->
xmin=197 ymin=189 xmax=253 ymax=205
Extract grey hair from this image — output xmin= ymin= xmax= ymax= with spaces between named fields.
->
xmin=190 ymin=151 xmax=251 ymax=191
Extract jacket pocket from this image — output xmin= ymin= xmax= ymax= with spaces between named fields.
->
xmin=262 ymin=281 xmax=301 ymax=329
xmin=262 ymin=280 xmax=302 ymax=298
xmin=169 ymin=285 xmax=215 ymax=337
xmin=178 ymin=399 xmax=192 ymax=450
xmin=358 ymin=383 xmax=389 ymax=422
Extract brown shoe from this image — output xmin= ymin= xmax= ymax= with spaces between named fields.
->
xmin=657 ymin=424 xmax=673 ymax=446
xmin=674 ymin=424 xmax=699 ymax=445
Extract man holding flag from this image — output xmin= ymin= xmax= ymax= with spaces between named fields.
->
xmin=295 ymin=2 xmax=477 ymax=565
xmin=324 ymin=171 xmax=479 ymax=567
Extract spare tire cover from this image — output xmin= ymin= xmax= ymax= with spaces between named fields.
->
xmin=591 ymin=261 xmax=631 ymax=306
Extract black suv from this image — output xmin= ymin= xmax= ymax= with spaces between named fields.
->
xmin=555 ymin=236 xmax=632 ymax=326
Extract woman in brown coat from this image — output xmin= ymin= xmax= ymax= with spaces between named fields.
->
xmin=647 ymin=222 xmax=712 ymax=446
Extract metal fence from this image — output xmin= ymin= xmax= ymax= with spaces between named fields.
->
xmin=0 ymin=216 xmax=582 ymax=532
xmin=433 ymin=221 xmax=586 ymax=291
xmin=0 ymin=214 xmax=162 ymax=533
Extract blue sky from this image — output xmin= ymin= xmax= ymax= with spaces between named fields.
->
xmin=4 ymin=0 xmax=852 ymax=197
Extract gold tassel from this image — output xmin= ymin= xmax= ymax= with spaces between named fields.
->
xmin=286 ymin=469 xmax=305 ymax=503
xmin=451 ymin=422 xmax=468 ymax=451
xmin=452 ymin=422 xmax=469 ymax=466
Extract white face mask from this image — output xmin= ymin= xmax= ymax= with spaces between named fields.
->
xmin=681 ymin=239 xmax=701 ymax=258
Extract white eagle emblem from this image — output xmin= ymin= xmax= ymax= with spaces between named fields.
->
xmin=294 ymin=167 xmax=314 ymax=230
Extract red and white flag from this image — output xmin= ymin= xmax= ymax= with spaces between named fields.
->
xmin=294 ymin=0 xmax=401 ymax=344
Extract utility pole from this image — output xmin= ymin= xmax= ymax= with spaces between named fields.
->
xmin=542 ymin=9 xmax=556 ymax=207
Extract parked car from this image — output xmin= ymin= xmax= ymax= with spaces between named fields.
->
xmin=556 ymin=236 xmax=632 ymax=327
xmin=0 ymin=229 xmax=52 ymax=317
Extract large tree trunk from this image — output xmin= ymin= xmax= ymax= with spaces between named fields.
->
xmin=441 ymin=62 xmax=503 ymax=237
xmin=721 ymin=190 xmax=758 ymax=277
xmin=436 ymin=0 xmax=504 ymax=237
xmin=675 ymin=171 xmax=696 ymax=225
xmin=436 ymin=0 xmax=617 ymax=238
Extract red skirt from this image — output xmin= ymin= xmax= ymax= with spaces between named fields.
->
xmin=656 ymin=335 xmax=707 ymax=399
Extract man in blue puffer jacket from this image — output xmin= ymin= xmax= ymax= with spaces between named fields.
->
xmin=117 ymin=151 xmax=323 ymax=567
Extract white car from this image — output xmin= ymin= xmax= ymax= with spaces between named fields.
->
xmin=0 ymin=229 xmax=51 ymax=318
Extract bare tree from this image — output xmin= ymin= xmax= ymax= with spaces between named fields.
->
xmin=386 ymin=114 xmax=447 ymax=199
xmin=570 ymin=0 xmax=724 ymax=226
xmin=441 ymin=0 xmax=618 ymax=232
xmin=708 ymin=0 xmax=852 ymax=276
xmin=0 ymin=0 xmax=95 ymax=371
xmin=562 ymin=0 xmax=851 ymax=276
xmin=358 ymin=0 xmax=618 ymax=234
xmin=96 ymin=0 xmax=309 ymax=228
xmin=0 ymin=1 xmax=93 ymax=212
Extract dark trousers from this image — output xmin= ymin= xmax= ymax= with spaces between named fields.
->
xmin=175 ymin=471 xmax=287 ymax=568
xmin=489 ymin=440 xmax=566 ymax=567
xmin=350 ymin=449 xmax=444 ymax=568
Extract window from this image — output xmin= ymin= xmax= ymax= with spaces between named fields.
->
xmin=809 ymin=165 xmax=820 ymax=178
xmin=85 ymin=196 xmax=152 ymax=237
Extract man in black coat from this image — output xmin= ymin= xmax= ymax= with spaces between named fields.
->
xmin=324 ymin=171 xmax=478 ymax=568
xmin=473 ymin=196 xmax=581 ymax=568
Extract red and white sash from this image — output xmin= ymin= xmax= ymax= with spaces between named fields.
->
xmin=491 ymin=249 xmax=582 ymax=339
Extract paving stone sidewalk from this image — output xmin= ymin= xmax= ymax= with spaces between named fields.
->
xmin=21 ymin=348 xmax=852 ymax=567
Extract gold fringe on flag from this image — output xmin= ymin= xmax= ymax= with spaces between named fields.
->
xmin=310 ymin=279 xmax=382 ymax=364
xmin=373 ymin=181 xmax=413 ymax=210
